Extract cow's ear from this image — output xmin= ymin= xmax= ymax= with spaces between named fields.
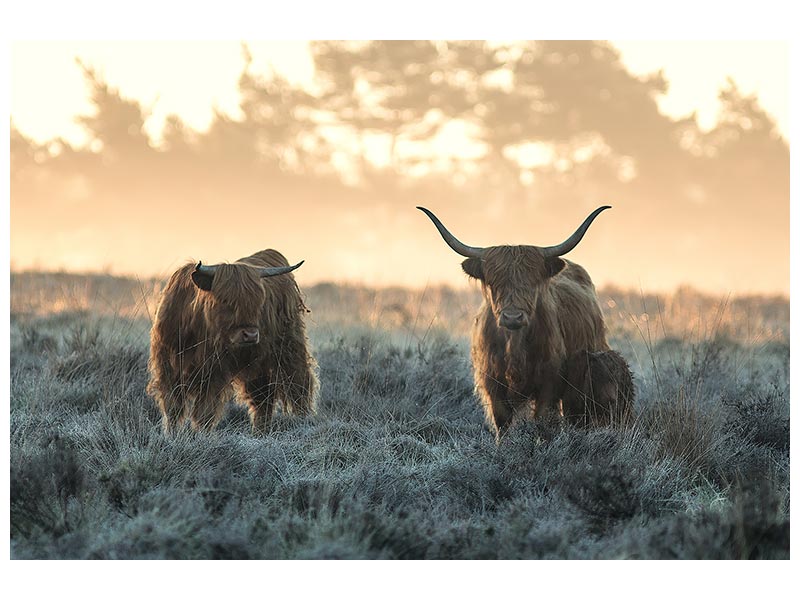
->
xmin=462 ymin=257 xmax=484 ymax=280
xmin=191 ymin=265 xmax=214 ymax=291
xmin=544 ymin=256 xmax=566 ymax=278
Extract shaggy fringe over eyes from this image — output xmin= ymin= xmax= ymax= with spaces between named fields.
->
xmin=482 ymin=247 xmax=548 ymax=313
xmin=206 ymin=263 xmax=266 ymax=321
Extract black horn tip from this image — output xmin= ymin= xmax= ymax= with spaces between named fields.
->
xmin=259 ymin=259 xmax=305 ymax=278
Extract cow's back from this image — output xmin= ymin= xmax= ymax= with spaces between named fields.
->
xmin=238 ymin=249 xmax=290 ymax=270
xmin=550 ymin=260 xmax=609 ymax=355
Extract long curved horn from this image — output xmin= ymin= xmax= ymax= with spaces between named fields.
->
xmin=195 ymin=261 xmax=218 ymax=275
xmin=539 ymin=206 xmax=611 ymax=258
xmin=417 ymin=206 xmax=486 ymax=258
xmin=259 ymin=260 xmax=304 ymax=278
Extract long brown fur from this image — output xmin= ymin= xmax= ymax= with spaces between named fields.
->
xmin=561 ymin=350 xmax=634 ymax=427
xmin=146 ymin=249 xmax=318 ymax=434
xmin=466 ymin=247 xmax=609 ymax=438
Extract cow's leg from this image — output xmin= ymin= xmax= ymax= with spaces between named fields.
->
xmin=277 ymin=361 xmax=317 ymax=417
xmin=561 ymin=387 xmax=589 ymax=426
xmin=241 ymin=375 xmax=279 ymax=435
xmin=189 ymin=380 xmax=229 ymax=432
xmin=273 ymin=330 xmax=318 ymax=417
xmin=147 ymin=356 xmax=189 ymax=434
xmin=490 ymin=397 xmax=515 ymax=440
xmin=561 ymin=351 xmax=591 ymax=426
xmin=149 ymin=379 xmax=190 ymax=434
xmin=160 ymin=390 xmax=189 ymax=434
xmin=474 ymin=368 xmax=514 ymax=440
xmin=533 ymin=369 xmax=563 ymax=420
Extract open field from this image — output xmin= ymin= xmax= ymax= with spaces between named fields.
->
xmin=10 ymin=272 xmax=789 ymax=559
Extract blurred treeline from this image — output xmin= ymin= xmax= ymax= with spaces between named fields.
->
xmin=10 ymin=41 xmax=789 ymax=293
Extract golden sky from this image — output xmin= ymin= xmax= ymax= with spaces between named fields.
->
xmin=9 ymin=41 xmax=790 ymax=295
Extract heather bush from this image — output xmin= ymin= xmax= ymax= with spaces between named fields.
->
xmin=9 ymin=276 xmax=790 ymax=559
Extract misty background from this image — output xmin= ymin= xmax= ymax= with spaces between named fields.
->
xmin=10 ymin=40 xmax=789 ymax=294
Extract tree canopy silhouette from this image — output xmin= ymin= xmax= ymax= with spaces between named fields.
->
xmin=10 ymin=41 xmax=788 ymax=293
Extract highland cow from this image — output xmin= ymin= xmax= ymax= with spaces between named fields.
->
xmin=561 ymin=350 xmax=634 ymax=427
xmin=418 ymin=206 xmax=611 ymax=438
xmin=147 ymin=249 xmax=318 ymax=434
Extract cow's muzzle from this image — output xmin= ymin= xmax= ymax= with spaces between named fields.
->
xmin=499 ymin=309 xmax=527 ymax=331
xmin=231 ymin=327 xmax=260 ymax=346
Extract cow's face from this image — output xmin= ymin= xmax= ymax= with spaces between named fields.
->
xmin=192 ymin=265 xmax=267 ymax=348
xmin=462 ymin=246 xmax=565 ymax=331
xmin=417 ymin=205 xmax=610 ymax=332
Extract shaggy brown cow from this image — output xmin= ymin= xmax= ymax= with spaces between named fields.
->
xmin=561 ymin=350 xmax=634 ymax=427
xmin=147 ymin=249 xmax=318 ymax=434
xmin=418 ymin=206 xmax=611 ymax=438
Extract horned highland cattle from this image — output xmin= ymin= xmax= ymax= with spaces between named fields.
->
xmin=418 ymin=206 xmax=624 ymax=437
xmin=147 ymin=249 xmax=318 ymax=434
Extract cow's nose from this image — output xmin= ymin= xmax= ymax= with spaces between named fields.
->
xmin=500 ymin=309 xmax=525 ymax=330
xmin=242 ymin=327 xmax=259 ymax=343
xmin=502 ymin=309 xmax=524 ymax=321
